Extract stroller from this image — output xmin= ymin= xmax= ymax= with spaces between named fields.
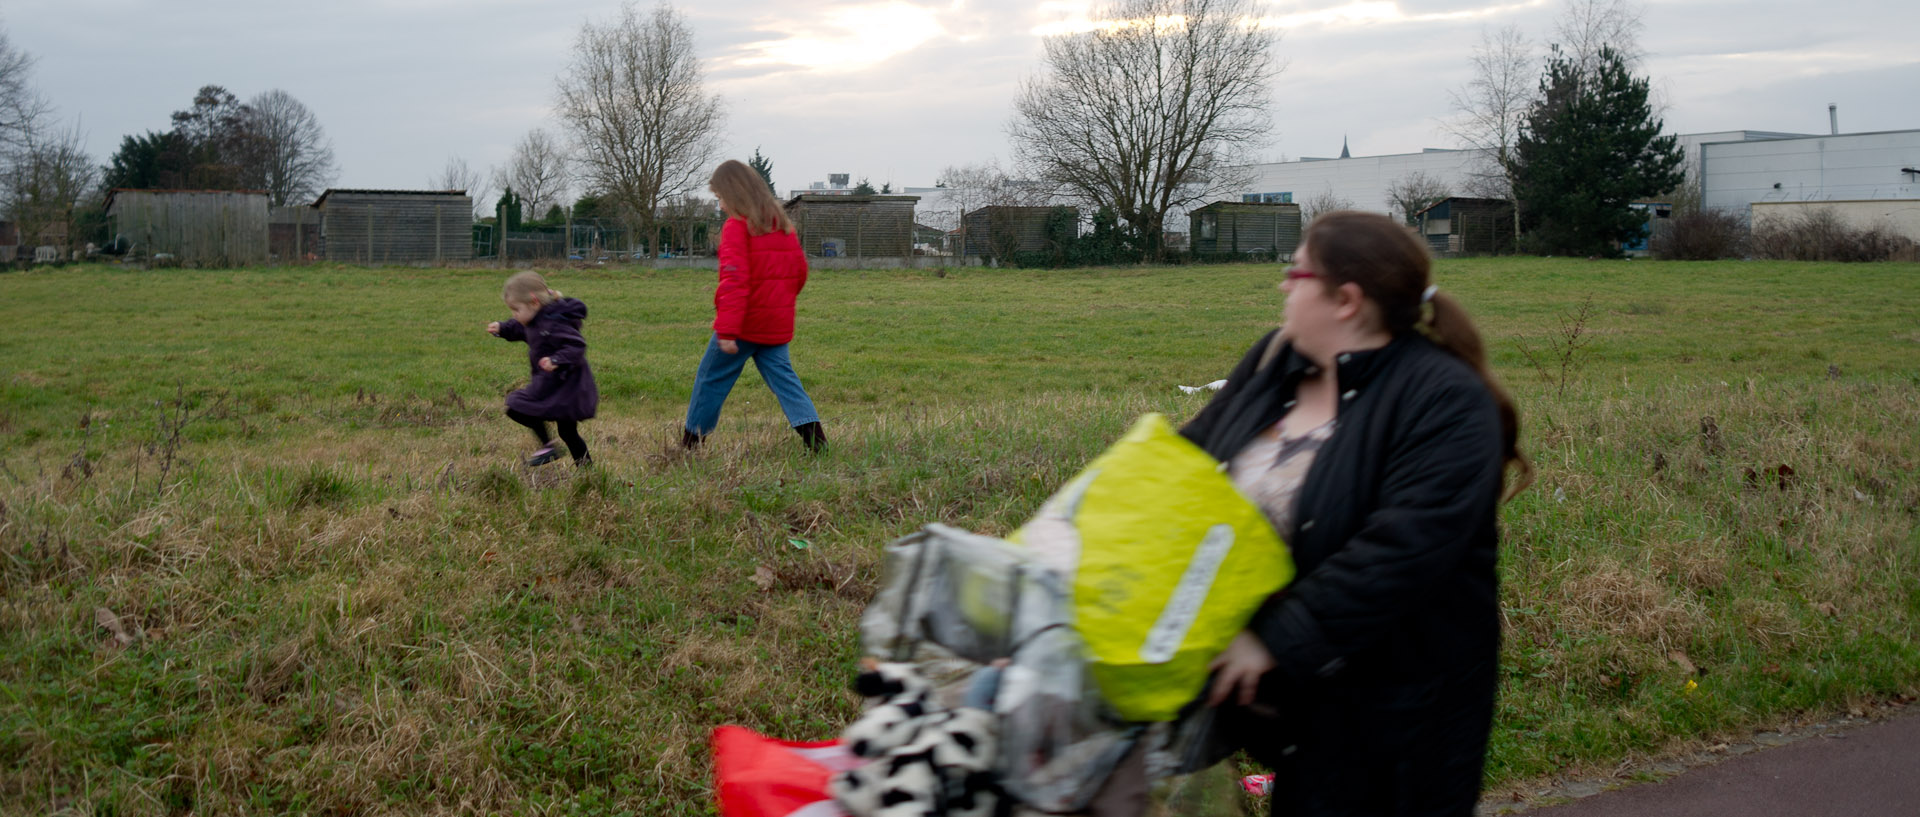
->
xmin=716 ymin=416 xmax=1293 ymax=817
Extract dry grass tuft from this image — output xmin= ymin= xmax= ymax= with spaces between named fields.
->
xmin=1554 ymin=558 xmax=1707 ymax=653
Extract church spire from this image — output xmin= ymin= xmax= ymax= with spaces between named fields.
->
xmin=1340 ymin=135 xmax=1350 ymax=159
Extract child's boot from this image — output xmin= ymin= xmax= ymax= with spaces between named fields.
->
xmin=795 ymin=421 xmax=827 ymax=453
xmin=527 ymin=443 xmax=564 ymax=467
xmin=680 ymin=429 xmax=706 ymax=450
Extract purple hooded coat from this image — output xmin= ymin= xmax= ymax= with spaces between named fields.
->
xmin=496 ymin=297 xmax=598 ymax=421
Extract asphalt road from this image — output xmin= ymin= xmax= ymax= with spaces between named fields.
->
xmin=1514 ymin=707 xmax=1920 ymax=817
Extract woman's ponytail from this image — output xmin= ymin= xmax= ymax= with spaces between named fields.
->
xmin=1424 ymin=292 xmax=1533 ymax=499
xmin=1305 ymin=211 xmax=1533 ymax=499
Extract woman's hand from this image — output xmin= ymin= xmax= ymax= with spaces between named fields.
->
xmin=1207 ymin=630 xmax=1276 ymax=707
xmin=717 ymin=339 xmax=739 ymax=355
xmin=539 ymin=357 xmax=558 ymax=372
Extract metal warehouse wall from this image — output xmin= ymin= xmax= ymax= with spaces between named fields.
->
xmin=1702 ymin=131 xmax=1920 ymax=215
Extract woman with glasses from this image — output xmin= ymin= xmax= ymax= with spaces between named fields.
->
xmin=1179 ymin=210 xmax=1531 ymax=817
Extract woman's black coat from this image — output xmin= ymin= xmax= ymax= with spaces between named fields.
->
xmin=1180 ymin=329 xmax=1507 ymax=817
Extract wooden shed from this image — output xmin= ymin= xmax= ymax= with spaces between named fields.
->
xmin=104 ymin=189 xmax=270 ymax=267
xmin=1189 ymin=201 xmax=1301 ymax=258
xmin=783 ymin=194 xmax=918 ymax=258
xmin=1413 ymin=197 xmax=1514 ymax=256
xmin=960 ymin=206 xmax=1077 ymax=259
xmin=314 ymin=189 xmax=473 ymax=264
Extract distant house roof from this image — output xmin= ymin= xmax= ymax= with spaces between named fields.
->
xmin=313 ymin=188 xmax=468 ymax=207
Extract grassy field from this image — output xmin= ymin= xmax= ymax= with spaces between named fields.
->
xmin=1 ymin=257 xmax=1916 ymax=815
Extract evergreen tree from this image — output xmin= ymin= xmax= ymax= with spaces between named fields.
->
xmin=747 ymin=147 xmax=777 ymax=198
xmin=103 ymin=130 xmax=193 ymax=190
xmin=1511 ymin=45 xmax=1682 ymax=256
xmin=852 ymin=177 xmax=877 ymax=195
xmin=495 ymin=186 xmax=523 ymax=232
xmin=572 ymin=194 xmax=607 ymax=222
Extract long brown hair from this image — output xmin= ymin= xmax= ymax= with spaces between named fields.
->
xmin=709 ymin=159 xmax=794 ymax=236
xmin=1303 ymin=210 xmax=1532 ymax=498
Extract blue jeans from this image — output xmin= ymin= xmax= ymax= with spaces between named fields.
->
xmin=684 ymin=336 xmax=821 ymax=436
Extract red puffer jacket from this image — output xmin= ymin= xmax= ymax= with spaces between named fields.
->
xmin=713 ymin=217 xmax=809 ymax=345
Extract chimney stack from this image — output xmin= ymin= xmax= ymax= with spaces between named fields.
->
xmin=1828 ymin=103 xmax=1839 ymax=135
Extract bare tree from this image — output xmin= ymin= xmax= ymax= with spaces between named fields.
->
xmin=1301 ymin=186 xmax=1354 ymax=225
xmin=1 ymin=26 xmax=93 ymax=257
xmin=554 ymin=2 xmax=723 ymax=258
xmin=169 ymin=85 xmax=254 ymax=189
xmin=428 ymin=155 xmax=490 ymax=218
xmin=1555 ymin=0 xmax=1645 ymax=78
xmin=0 ymin=25 xmax=52 ymax=157
xmin=503 ymin=127 xmax=570 ymax=219
xmin=1009 ymin=0 xmax=1278 ymax=259
xmin=3 ymin=120 xmax=98 ymax=257
xmin=657 ymin=193 xmax=718 ymax=255
xmin=931 ymin=160 xmax=1048 ymax=229
xmin=1385 ymin=171 xmax=1451 ymax=225
xmin=240 ymin=89 xmax=336 ymax=205
xmin=1443 ymin=25 xmax=1534 ymax=206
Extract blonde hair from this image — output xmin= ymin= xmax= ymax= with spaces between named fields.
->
xmin=503 ymin=271 xmax=558 ymax=306
xmin=709 ymin=159 xmax=794 ymax=236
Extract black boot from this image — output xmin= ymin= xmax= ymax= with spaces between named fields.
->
xmin=795 ymin=421 xmax=827 ymax=453
xmin=681 ymin=429 xmax=705 ymax=449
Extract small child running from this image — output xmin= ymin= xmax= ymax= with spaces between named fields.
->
xmin=487 ymin=271 xmax=598 ymax=467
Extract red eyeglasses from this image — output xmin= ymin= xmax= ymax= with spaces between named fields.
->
xmin=1283 ymin=267 xmax=1318 ymax=281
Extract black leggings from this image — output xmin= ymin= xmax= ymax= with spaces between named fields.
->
xmin=507 ymin=409 xmax=589 ymax=461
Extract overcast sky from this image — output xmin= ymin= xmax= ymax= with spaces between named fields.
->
xmin=8 ymin=0 xmax=1918 ymax=201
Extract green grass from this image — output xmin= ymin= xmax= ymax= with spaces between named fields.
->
xmin=0 ymin=257 xmax=1916 ymax=814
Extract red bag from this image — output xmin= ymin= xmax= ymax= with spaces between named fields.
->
xmin=712 ymin=725 xmax=860 ymax=817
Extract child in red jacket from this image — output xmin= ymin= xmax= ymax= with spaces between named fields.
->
xmin=683 ymin=159 xmax=826 ymax=452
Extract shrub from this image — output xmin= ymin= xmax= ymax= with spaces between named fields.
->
xmin=1653 ymin=209 xmax=1747 ymax=260
xmin=1750 ymin=209 xmax=1919 ymax=262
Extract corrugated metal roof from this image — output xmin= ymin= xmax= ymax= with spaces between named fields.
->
xmin=782 ymin=193 xmax=919 ymax=207
xmin=313 ymin=188 xmax=468 ymax=207
xmin=103 ymin=188 xmax=269 ymax=212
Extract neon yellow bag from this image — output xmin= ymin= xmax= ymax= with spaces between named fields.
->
xmin=1010 ymin=413 xmax=1293 ymax=722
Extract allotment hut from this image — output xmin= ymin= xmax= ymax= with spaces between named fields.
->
xmin=960 ymin=206 xmax=1078 ymax=260
xmin=104 ymin=189 xmax=271 ymax=266
xmin=314 ymin=189 xmax=473 ymax=264
xmin=1189 ymin=201 xmax=1302 ymax=258
xmin=783 ymin=194 xmax=918 ymax=258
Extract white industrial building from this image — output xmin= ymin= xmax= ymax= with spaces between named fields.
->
xmin=1237 ymin=147 xmax=1482 ymax=213
xmin=1227 ymin=126 xmax=1920 ymax=242
xmin=1700 ymin=129 xmax=1920 ymax=224
xmin=1231 ymin=131 xmax=1809 ymax=216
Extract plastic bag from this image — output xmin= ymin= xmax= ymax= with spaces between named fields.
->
xmin=712 ymin=725 xmax=862 ymax=817
xmin=1011 ymin=413 xmax=1293 ymax=722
